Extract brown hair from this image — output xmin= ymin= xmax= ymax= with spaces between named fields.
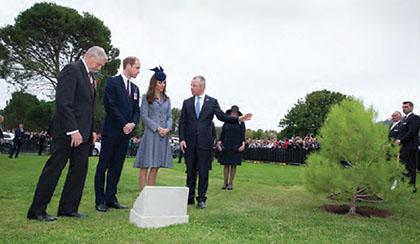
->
xmin=123 ymin=56 xmax=138 ymax=69
xmin=403 ymin=101 xmax=414 ymax=107
xmin=146 ymin=75 xmax=169 ymax=104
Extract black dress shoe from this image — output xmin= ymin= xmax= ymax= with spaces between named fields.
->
xmin=197 ymin=201 xmax=206 ymax=209
xmin=58 ymin=212 xmax=85 ymax=218
xmin=95 ymin=204 xmax=108 ymax=212
xmin=106 ymin=202 xmax=127 ymax=209
xmin=27 ymin=213 xmax=57 ymax=221
xmin=187 ymin=199 xmax=195 ymax=205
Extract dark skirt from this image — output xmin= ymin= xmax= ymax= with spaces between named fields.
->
xmin=218 ymin=148 xmax=242 ymax=166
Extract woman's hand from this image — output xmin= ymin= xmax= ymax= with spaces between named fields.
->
xmin=157 ymin=127 xmax=170 ymax=137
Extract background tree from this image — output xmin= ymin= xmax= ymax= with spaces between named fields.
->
xmin=171 ymin=107 xmax=181 ymax=135
xmin=304 ymin=99 xmax=408 ymax=215
xmin=278 ymin=90 xmax=347 ymax=138
xmin=0 ymin=2 xmax=121 ymax=131
xmin=2 ymin=91 xmax=54 ymax=131
xmin=0 ymin=2 xmax=119 ymax=94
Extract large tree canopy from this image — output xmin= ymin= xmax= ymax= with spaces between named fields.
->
xmin=278 ymin=89 xmax=347 ymax=138
xmin=0 ymin=2 xmax=120 ymax=95
xmin=2 ymin=91 xmax=54 ymax=131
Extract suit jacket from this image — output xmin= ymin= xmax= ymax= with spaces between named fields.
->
xmin=49 ymin=60 xmax=96 ymax=142
xmin=14 ymin=128 xmax=25 ymax=142
xmin=397 ymin=113 xmax=420 ymax=151
xmin=388 ymin=121 xmax=400 ymax=140
xmin=102 ymin=75 xmax=140 ymax=138
xmin=179 ymin=95 xmax=238 ymax=150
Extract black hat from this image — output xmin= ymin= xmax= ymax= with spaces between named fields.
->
xmin=150 ymin=66 xmax=166 ymax=81
xmin=226 ymin=105 xmax=242 ymax=116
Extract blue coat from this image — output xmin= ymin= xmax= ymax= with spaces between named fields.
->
xmin=133 ymin=95 xmax=173 ymax=168
xmin=102 ymin=75 xmax=140 ymax=138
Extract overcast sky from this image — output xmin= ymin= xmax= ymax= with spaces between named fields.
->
xmin=0 ymin=0 xmax=419 ymax=130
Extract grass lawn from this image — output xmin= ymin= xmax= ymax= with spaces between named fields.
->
xmin=0 ymin=154 xmax=419 ymax=243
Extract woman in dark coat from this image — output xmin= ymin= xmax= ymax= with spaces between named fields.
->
xmin=216 ymin=105 xmax=246 ymax=190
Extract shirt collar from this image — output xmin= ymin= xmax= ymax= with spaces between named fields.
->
xmin=121 ymin=73 xmax=130 ymax=83
xmin=405 ymin=112 xmax=413 ymax=118
xmin=81 ymin=58 xmax=90 ymax=75
xmin=196 ymin=93 xmax=205 ymax=100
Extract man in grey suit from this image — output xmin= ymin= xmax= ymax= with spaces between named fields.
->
xmin=27 ymin=46 xmax=107 ymax=221
xmin=179 ymin=75 xmax=252 ymax=208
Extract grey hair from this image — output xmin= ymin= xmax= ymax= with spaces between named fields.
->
xmin=392 ymin=111 xmax=401 ymax=116
xmin=192 ymin=75 xmax=206 ymax=89
xmin=85 ymin=46 xmax=108 ymax=61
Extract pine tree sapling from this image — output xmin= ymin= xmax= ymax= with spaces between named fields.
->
xmin=304 ymin=99 xmax=408 ymax=215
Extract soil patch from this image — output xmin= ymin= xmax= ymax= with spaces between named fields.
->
xmin=320 ymin=204 xmax=391 ymax=218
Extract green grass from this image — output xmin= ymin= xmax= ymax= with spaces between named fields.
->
xmin=0 ymin=154 xmax=419 ymax=243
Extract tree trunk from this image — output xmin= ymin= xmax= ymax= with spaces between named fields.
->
xmin=348 ymin=194 xmax=357 ymax=215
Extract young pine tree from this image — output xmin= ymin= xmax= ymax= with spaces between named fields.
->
xmin=304 ymin=99 xmax=408 ymax=215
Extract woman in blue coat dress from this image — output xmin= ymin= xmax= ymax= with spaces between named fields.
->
xmin=216 ymin=105 xmax=246 ymax=190
xmin=133 ymin=67 xmax=173 ymax=191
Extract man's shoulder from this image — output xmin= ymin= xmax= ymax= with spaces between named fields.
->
xmin=183 ymin=96 xmax=194 ymax=103
xmin=407 ymin=114 xmax=420 ymax=122
xmin=204 ymin=95 xmax=215 ymax=101
xmin=61 ymin=60 xmax=81 ymax=73
xmin=108 ymin=74 xmax=123 ymax=82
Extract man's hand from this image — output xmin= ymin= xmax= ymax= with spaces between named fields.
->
xmin=239 ymin=113 xmax=253 ymax=122
xmin=70 ymin=132 xmax=83 ymax=147
xmin=180 ymin=140 xmax=187 ymax=153
xmin=396 ymin=139 xmax=401 ymax=145
xmin=123 ymin=123 xmax=135 ymax=135
xmin=92 ymin=132 xmax=97 ymax=144
xmin=238 ymin=144 xmax=245 ymax=152
xmin=0 ymin=138 xmax=3 ymax=144
xmin=216 ymin=141 xmax=223 ymax=151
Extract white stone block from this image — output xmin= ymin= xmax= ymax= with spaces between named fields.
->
xmin=129 ymin=186 xmax=189 ymax=228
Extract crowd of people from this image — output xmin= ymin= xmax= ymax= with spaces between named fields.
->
xmin=246 ymin=135 xmax=320 ymax=151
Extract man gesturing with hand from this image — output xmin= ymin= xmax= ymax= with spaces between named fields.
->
xmin=179 ymin=75 xmax=252 ymax=209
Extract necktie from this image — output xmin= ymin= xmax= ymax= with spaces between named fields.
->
xmin=88 ymin=72 xmax=95 ymax=94
xmin=126 ymin=80 xmax=131 ymax=97
xmin=195 ymin=96 xmax=201 ymax=119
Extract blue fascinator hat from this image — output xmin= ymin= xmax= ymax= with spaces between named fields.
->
xmin=150 ymin=66 xmax=166 ymax=81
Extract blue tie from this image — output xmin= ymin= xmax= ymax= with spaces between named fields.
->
xmin=195 ymin=96 xmax=201 ymax=119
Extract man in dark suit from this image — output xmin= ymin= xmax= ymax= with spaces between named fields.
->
xmin=94 ymin=57 xmax=140 ymax=212
xmin=27 ymin=46 xmax=107 ymax=221
xmin=38 ymin=131 xmax=47 ymax=155
xmin=396 ymin=101 xmax=420 ymax=193
xmin=9 ymin=123 xmax=25 ymax=158
xmin=179 ymin=75 xmax=252 ymax=208
xmin=388 ymin=111 xmax=401 ymax=140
